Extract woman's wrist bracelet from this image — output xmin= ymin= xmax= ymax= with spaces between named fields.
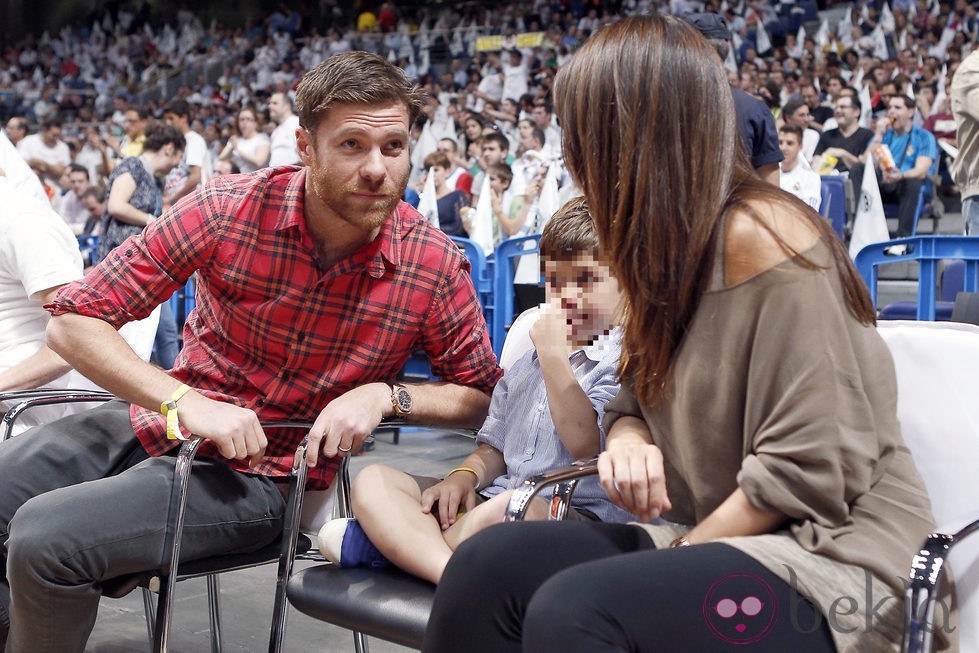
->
xmin=446 ymin=466 xmax=480 ymax=489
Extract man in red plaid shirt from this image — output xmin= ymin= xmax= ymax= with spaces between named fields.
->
xmin=0 ymin=52 xmax=501 ymax=651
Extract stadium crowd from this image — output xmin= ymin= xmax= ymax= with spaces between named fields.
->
xmin=1 ymin=0 xmax=976 ymax=246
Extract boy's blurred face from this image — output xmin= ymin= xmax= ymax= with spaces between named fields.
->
xmin=778 ymin=131 xmax=802 ymax=164
xmin=544 ymin=254 xmax=620 ymax=348
xmin=488 ymin=173 xmax=508 ymax=195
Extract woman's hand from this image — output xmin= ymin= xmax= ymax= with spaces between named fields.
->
xmin=420 ymin=473 xmax=479 ymax=530
xmin=598 ymin=439 xmax=672 ymax=522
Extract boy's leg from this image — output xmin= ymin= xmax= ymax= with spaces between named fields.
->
xmin=351 ymin=464 xmax=455 ymax=584
xmin=442 ymin=490 xmax=549 ymax=551
xmin=4 ymin=453 xmax=285 ymax=653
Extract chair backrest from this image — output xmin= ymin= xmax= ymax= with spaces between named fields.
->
xmin=942 ymin=260 xmax=966 ymax=303
xmin=492 ymin=235 xmax=541 ymax=358
xmin=449 ymin=236 xmax=492 ymax=319
xmin=819 ymin=175 xmax=846 ymax=239
xmin=877 ymin=321 xmax=979 ymax=652
xmin=855 ymin=236 xmax=979 ymax=320
xmin=499 ymin=307 xmax=538 ymax=371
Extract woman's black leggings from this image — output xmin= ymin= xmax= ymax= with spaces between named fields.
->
xmin=422 ymin=521 xmax=837 ymax=653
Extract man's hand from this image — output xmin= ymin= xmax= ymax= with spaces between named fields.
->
xmin=420 ymin=472 xmax=479 ymax=530
xmin=882 ymin=168 xmax=903 ymax=184
xmin=306 ymin=382 xmax=389 ymax=467
xmin=178 ymin=393 xmax=268 ymax=468
xmin=597 ymin=439 xmax=672 ymax=522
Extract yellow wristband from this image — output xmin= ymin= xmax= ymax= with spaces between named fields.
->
xmin=161 ymin=384 xmax=192 ymax=441
xmin=446 ymin=466 xmax=480 ymax=489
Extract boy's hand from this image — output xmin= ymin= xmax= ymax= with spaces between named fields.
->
xmin=530 ymin=300 xmax=572 ymax=360
xmin=420 ymin=474 xmax=479 ymax=530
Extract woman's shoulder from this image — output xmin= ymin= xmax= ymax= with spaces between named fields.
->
xmin=722 ymin=197 xmax=821 ymax=287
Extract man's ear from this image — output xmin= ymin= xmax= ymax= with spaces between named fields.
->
xmin=296 ymin=127 xmax=314 ymax=164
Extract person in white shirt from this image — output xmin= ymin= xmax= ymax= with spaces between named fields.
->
xmin=502 ymin=50 xmax=529 ymax=106
xmin=0 ymin=130 xmax=47 ymax=203
xmin=162 ymin=100 xmax=211 ymax=204
xmin=218 ymin=107 xmax=271 ymax=173
xmin=781 ymin=99 xmax=820 ymax=162
xmin=55 ymin=164 xmax=93 ymax=235
xmin=778 ymin=124 xmax=822 ymax=211
xmin=16 ymin=120 xmax=71 ymax=192
xmin=268 ymin=91 xmax=301 ymax=167
xmin=0 ymin=173 xmax=84 ymax=430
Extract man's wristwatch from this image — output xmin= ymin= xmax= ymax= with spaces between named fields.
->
xmin=390 ymin=383 xmax=413 ymax=417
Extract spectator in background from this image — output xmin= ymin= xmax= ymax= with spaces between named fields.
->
xmin=219 ymin=107 xmax=271 ymax=173
xmin=813 ymin=93 xmax=874 ymax=174
xmin=423 ymin=151 xmax=469 ymax=237
xmin=436 ymin=138 xmax=473 ymax=196
xmin=163 ymin=100 xmax=211 ymax=206
xmin=471 ymin=132 xmax=510 ymax=204
xmin=97 ymin=123 xmax=186 ymax=263
xmin=56 ymin=164 xmax=94 ymax=235
xmin=268 ymin=91 xmax=301 ymax=167
xmin=778 ymin=124 xmax=821 ymax=210
xmin=851 ymin=95 xmax=938 ymax=238
xmin=801 ymin=83 xmax=833 ymax=131
xmin=780 ymin=98 xmax=820 ymax=162
xmin=16 ymin=120 xmax=71 ymax=194
xmin=953 ymin=49 xmax=979 ymax=235
xmin=3 ymin=118 xmax=28 ymax=148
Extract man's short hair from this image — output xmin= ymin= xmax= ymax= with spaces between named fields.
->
xmin=485 ymin=162 xmax=512 ymax=186
xmin=782 ymin=98 xmax=807 ymax=119
xmin=889 ymin=95 xmax=916 ymax=110
xmin=41 ymin=119 xmax=61 ymax=132
xmin=437 ymin=137 xmax=459 ymax=152
xmin=81 ymin=187 xmax=102 ymax=201
xmin=539 ymin=196 xmax=600 ymax=260
xmin=143 ymin=123 xmax=186 ymax=152
xmin=295 ymin=51 xmax=425 ymax=133
xmin=481 ymin=132 xmax=509 ymax=152
xmin=126 ymin=106 xmax=149 ymax=120
xmin=68 ymin=163 xmax=89 ymax=178
xmin=165 ymin=100 xmax=192 ymax=120
xmin=530 ymin=126 xmax=546 ymax=148
xmin=778 ymin=123 xmax=803 ymax=140
xmin=423 ymin=151 xmax=451 ymax=170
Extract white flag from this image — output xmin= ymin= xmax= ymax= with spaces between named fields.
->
xmin=837 ymin=5 xmax=852 ymax=40
xmin=871 ymin=25 xmax=889 ymax=59
xmin=849 ymin=166 xmax=890 ymax=259
xmin=417 ymin=169 xmax=440 ymax=231
xmin=537 ymin=164 xmax=562 ymax=232
xmin=409 ymin=120 xmax=439 ymax=185
xmin=880 ymin=2 xmax=895 ymax=33
xmin=815 ymin=19 xmax=830 ymax=48
xmin=788 ymin=24 xmax=805 ymax=59
xmin=470 ymin=175 xmax=496 ymax=255
xmin=858 ymin=82 xmax=873 ymax=129
xmin=755 ymin=22 xmax=772 ymax=55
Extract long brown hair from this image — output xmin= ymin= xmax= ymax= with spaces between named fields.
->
xmin=555 ymin=14 xmax=874 ymax=407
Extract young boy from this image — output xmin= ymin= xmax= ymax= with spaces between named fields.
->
xmin=319 ymin=196 xmax=630 ymax=584
xmin=778 ymin=123 xmax=822 ymax=211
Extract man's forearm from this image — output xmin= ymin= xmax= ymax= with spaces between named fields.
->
xmin=0 ymin=345 xmax=72 ymax=392
xmin=403 ymin=382 xmax=492 ymax=429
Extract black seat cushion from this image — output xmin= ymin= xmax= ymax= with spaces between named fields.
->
xmin=287 ymin=564 xmax=435 ymax=649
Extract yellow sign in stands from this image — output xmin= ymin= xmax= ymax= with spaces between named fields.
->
xmin=476 ymin=32 xmax=544 ymax=52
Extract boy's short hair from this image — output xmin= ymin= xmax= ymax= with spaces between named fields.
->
xmin=778 ymin=123 xmax=803 ymax=140
xmin=539 ymin=196 xmax=600 ymax=260
xmin=423 ymin=151 xmax=451 ymax=170
xmin=485 ymin=162 xmax=512 ymax=186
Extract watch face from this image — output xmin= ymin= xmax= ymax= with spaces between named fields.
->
xmin=396 ymin=388 xmax=412 ymax=412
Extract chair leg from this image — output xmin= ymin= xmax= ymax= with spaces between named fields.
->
xmin=142 ymin=586 xmax=157 ymax=646
xmin=207 ymin=574 xmax=223 ymax=653
xmin=353 ymin=630 xmax=371 ymax=653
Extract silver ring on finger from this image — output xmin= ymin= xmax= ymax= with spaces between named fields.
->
xmin=337 ymin=445 xmax=352 ymax=453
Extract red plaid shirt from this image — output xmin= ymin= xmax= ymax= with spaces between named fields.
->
xmin=48 ymin=167 xmax=501 ymax=487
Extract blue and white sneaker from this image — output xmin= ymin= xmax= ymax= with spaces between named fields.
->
xmin=317 ymin=518 xmax=391 ymax=569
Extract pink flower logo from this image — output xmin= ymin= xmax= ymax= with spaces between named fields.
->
xmin=702 ymin=572 xmax=778 ymax=644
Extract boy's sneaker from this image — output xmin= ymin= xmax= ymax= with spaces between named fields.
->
xmin=317 ymin=518 xmax=391 ymax=569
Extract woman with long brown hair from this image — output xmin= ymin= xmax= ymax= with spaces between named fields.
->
xmin=422 ymin=14 xmax=946 ymax=653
